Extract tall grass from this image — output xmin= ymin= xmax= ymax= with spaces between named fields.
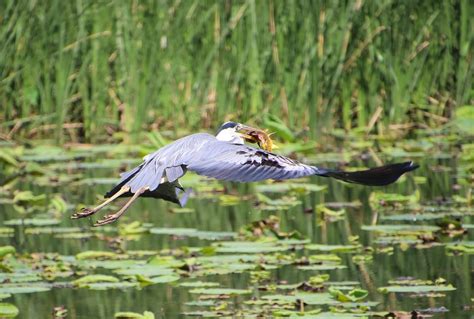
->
xmin=0 ymin=0 xmax=472 ymax=143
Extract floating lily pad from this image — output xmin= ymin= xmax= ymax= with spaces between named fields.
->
xmin=0 ymin=294 xmax=11 ymax=300
xmin=82 ymin=282 xmax=139 ymax=290
xmin=150 ymin=228 xmax=236 ymax=240
xmin=362 ymin=225 xmax=440 ymax=234
xmin=24 ymin=227 xmax=83 ymax=234
xmin=76 ymin=251 xmax=119 ymax=260
xmin=179 ymin=281 xmax=220 ymax=288
xmin=0 ymin=273 xmax=42 ymax=283
xmin=0 ymin=246 xmax=15 ymax=259
xmin=12 ymin=191 xmax=47 ymax=206
xmin=184 ymin=300 xmax=217 ymax=306
xmin=136 ymin=275 xmax=180 ymax=285
xmin=212 ymin=241 xmax=288 ymax=253
xmin=255 ymin=183 xmax=326 ymax=193
xmin=378 ymin=285 xmax=456 ymax=293
xmin=0 ymin=284 xmax=51 ymax=294
xmin=114 ymin=265 xmax=175 ymax=277
xmin=297 ymin=265 xmax=347 ymax=271
xmin=72 ymin=274 xmax=120 ymax=287
xmin=115 ymin=311 xmax=155 ymax=319
xmin=306 ymin=244 xmax=360 ymax=253
xmin=329 ymin=287 xmax=368 ymax=302
xmin=0 ymin=228 xmax=14 ymax=238
xmin=4 ymin=219 xmax=60 ymax=226
xmin=79 ymin=260 xmax=139 ymax=270
xmin=381 ymin=212 xmax=469 ymax=221
xmin=0 ymin=303 xmax=19 ymax=318
xmin=272 ymin=309 xmax=322 ymax=317
xmin=189 ymin=288 xmax=252 ymax=295
xmin=181 ymin=310 xmax=234 ymax=317
xmin=445 ymin=242 xmax=474 ymax=254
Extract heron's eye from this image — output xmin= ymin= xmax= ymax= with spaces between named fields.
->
xmin=235 ymin=124 xmax=242 ymax=131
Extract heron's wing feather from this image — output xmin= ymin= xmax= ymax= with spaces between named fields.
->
xmin=185 ymin=141 xmax=318 ymax=182
xmin=125 ymin=133 xmax=216 ymax=192
xmin=166 ymin=166 xmax=186 ymax=182
xmin=110 ymin=133 xmax=417 ymax=195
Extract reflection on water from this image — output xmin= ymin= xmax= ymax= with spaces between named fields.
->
xmin=0 ymin=148 xmax=472 ymax=318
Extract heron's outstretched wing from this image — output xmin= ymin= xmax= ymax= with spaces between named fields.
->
xmin=109 ymin=133 xmax=418 ymax=195
xmin=185 ymin=140 xmax=319 ymax=182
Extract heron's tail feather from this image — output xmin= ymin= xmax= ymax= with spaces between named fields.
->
xmin=316 ymin=161 xmax=419 ymax=186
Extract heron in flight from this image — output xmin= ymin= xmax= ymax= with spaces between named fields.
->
xmin=72 ymin=121 xmax=418 ymax=226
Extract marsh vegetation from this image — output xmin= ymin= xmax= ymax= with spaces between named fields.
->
xmin=0 ymin=1 xmax=473 ymax=318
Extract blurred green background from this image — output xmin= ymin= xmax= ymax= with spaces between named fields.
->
xmin=1 ymin=0 xmax=472 ymax=143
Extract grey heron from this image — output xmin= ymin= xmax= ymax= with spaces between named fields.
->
xmin=71 ymin=121 xmax=418 ymax=226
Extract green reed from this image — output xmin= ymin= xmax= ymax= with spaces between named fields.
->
xmin=0 ymin=0 xmax=472 ymax=143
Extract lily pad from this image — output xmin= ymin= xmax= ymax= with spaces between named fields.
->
xmin=4 ymin=218 xmax=60 ymax=226
xmin=150 ymin=228 xmax=236 ymax=240
xmin=189 ymin=288 xmax=252 ymax=295
xmin=76 ymin=251 xmax=119 ymax=260
xmin=255 ymin=182 xmax=326 ymax=193
xmin=0 ymin=303 xmax=19 ymax=318
xmin=72 ymin=274 xmax=120 ymax=287
xmin=115 ymin=311 xmax=155 ymax=319
xmin=361 ymin=225 xmax=440 ymax=234
xmin=82 ymin=282 xmax=139 ymax=290
xmin=0 ymin=284 xmax=52 ymax=294
xmin=378 ymin=284 xmax=456 ymax=293
xmin=179 ymin=281 xmax=220 ymax=288
xmin=306 ymin=244 xmax=360 ymax=253
xmin=0 ymin=246 xmax=15 ymax=259
xmin=297 ymin=265 xmax=347 ymax=271
xmin=212 ymin=241 xmax=288 ymax=253
xmin=445 ymin=242 xmax=474 ymax=254
xmin=114 ymin=265 xmax=175 ymax=277
xmin=329 ymin=287 xmax=368 ymax=302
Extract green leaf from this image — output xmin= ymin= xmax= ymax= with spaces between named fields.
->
xmin=189 ymin=288 xmax=252 ymax=295
xmin=76 ymin=251 xmax=119 ymax=260
xmin=72 ymin=275 xmax=120 ymax=287
xmin=0 ymin=303 xmax=19 ymax=318
xmin=329 ymin=287 xmax=368 ymax=302
xmin=0 ymin=284 xmax=51 ymax=294
xmin=12 ymin=191 xmax=47 ymax=206
xmin=306 ymin=244 xmax=360 ymax=253
xmin=4 ymin=218 xmax=60 ymax=227
xmin=0 ymin=246 xmax=15 ymax=259
xmin=115 ymin=311 xmax=155 ymax=319
xmin=378 ymin=284 xmax=456 ymax=293
xmin=212 ymin=241 xmax=289 ymax=253
xmin=454 ymin=105 xmax=474 ymax=135
xmin=179 ymin=281 xmax=220 ymax=288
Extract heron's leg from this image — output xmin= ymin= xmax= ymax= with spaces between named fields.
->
xmin=93 ymin=186 xmax=148 ymax=226
xmin=71 ymin=186 xmax=131 ymax=219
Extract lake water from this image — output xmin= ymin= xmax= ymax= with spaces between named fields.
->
xmin=0 ymin=139 xmax=472 ymax=318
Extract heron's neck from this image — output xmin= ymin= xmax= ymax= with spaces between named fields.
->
xmin=215 ymin=129 xmax=244 ymax=144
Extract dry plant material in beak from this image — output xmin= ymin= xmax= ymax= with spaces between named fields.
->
xmin=245 ymin=129 xmax=276 ymax=152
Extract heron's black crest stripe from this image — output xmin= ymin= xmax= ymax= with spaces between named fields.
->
xmin=216 ymin=121 xmax=238 ymax=134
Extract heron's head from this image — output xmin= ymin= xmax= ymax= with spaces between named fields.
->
xmin=215 ymin=121 xmax=257 ymax=144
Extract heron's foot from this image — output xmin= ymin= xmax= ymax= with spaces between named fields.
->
xmin=71 ymin=208 xmax=97 ymax=219
xmin=93 ymin=214 xmax=120 ymax=227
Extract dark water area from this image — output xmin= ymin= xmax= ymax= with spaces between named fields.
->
xmin=0 ymin=142 xmax=472 ymax=318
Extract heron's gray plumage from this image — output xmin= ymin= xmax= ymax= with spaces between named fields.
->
xmin=117 ymin=133 xmax=321 ymax=195
xmin=76 ymin=123 xmax=418 ymax=226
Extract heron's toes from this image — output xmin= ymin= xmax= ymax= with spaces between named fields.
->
xmin=93 ymin=214 xmax=118 ymax=227
xmin=71 ymin=208 xmax=96 ymax=219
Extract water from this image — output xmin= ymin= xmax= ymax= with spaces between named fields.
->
xmin=0 ymin=142 xmax=472 ymax=318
